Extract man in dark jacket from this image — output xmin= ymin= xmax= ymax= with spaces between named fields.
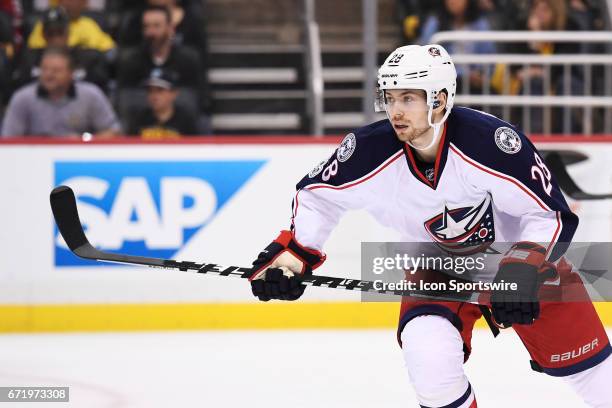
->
xmin=116 ymin=5 xmax=208 ymax=112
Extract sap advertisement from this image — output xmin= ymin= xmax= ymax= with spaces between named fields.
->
xmin=1 ymin=140 xmax=612 ymax=305
xmin=54 ymin=160 xmax=265 ymax=266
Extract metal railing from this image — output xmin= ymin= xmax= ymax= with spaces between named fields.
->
xmin=362 ymin=0 xmax=378 ymax=125
xmin=303 ymin=0 xmax=324 ymax=136
xmin=429 ymin=31 xmax=612 ymax=135
xmin=431 ymin=30 xmax=612 ymax=43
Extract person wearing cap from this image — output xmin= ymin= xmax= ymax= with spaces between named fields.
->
xmin=11 ymin=6 xmax=110 ymax=94
xmin=1 ymin=47 xmax=120 ymax=138
xmin=127 ymin=68 xmax=198 ymax=140
xmin=27 ymin=0 xmax=115 ymax=52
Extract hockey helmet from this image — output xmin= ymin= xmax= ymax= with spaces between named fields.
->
xmin=376 ymin=44 xmax=457 ymax=149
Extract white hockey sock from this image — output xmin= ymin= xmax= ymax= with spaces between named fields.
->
xmin=563 ymin=354 xmax=612 ymax=408
xmin=401 ymin=315 xmax=475 ymax=408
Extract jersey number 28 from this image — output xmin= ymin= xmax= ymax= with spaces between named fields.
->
xmin=531 ymin=153 xmax=552 ymax=196
xmin=322 ymin=159 xmax=338 ymax=181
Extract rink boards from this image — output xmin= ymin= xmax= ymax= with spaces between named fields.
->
xmin=1 ymin=136 xmax=612 ymax=332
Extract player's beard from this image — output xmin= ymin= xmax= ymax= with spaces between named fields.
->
xmin=395 ymin=123 xmax=431 ymax=145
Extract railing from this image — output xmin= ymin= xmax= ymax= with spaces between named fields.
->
xmin=362 ymin=0 xmax=378 ymax=125
xmin=430 ymin=31 xmax=612 ymax=135
xmin=450 ymin=54 xmax=612 ymax=134
xmin=431 ymin=31 xmax=612 ymax=43
xmin=303 ymin=0 xmax=324 ymax=136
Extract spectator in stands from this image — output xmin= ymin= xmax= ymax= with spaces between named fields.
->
xmin=1 ymin=47 xmax=120 ymax=138
xmin=117 ymin=0 xmax=208 ymax=61
xmin=397 ymin=0 xmax=437 ymax=44
xmin=11 ymin=7 xmax=110 ymax=93
xmin=491 ymin=0 xmax=584 ymax=132
xmin=116 ymin=5 xmax=207 ymax=111
xmin=0 ymin=0 xmax=19 ymax=107
xmin=128 ymin=68 xmax=198 ymax=139
xmin=494 ymin=0 xmax=580 ymax=91
xmin=568 ymin=0 xmax=603 ymax=31
xmin=476 ymin=0 xmax=529 ymax=31
xmin=0 ymin=0 xmax=24 ymax=57
xmin=27 ymin=0 xmax=115 ymax=53
xmin=419 ymin=0 xmax=496 ymax=93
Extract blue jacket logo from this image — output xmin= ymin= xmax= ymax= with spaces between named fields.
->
xmin=54 ymin=160 xmax=265 ymax=266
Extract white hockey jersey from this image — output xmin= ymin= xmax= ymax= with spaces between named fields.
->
xmin=291 ymin=107 xmax=578 ymax=266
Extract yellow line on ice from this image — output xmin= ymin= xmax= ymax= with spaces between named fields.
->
xmin=0 ymin=302 xmax=611 ymax=333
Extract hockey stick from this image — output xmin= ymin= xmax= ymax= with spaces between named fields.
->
xmin=544 ymin=152 xmax=612 ymax=200
xmin=50 ymin=185 xmax=454 ymax=299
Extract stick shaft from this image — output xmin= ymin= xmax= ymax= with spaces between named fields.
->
xmin=52 ymin=185 xmax=459 ymax=299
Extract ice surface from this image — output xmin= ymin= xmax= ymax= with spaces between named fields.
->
xmin=0 ymin=328 xmax=605 ymax=407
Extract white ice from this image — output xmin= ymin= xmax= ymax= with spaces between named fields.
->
xmin=1 ymin=328 xmax=608 ymax=407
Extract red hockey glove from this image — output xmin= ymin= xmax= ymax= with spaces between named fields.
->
xmin=249 ymin=230 xmax=325 ymax=301
xmin=490 ymin=242 xmax=557 ymax=327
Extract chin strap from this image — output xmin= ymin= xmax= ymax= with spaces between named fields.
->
xmin=407 ymin=106 xmax=450 ymax=151
xmin=383 ymin=99 xmax=452 ymax=151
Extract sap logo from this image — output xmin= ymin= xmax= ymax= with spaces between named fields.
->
xmin=58 ymin=177 xmax=214 ymax=249
xmin=550 ymin=338 xmax=599 ymax=363
xmin=54 ymin=161 xmax=265 ymax=266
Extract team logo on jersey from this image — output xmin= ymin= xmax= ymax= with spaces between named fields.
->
xmin=428 ymin=47 xmax=441 ymax=57
xmin=337 ymin=133 xmax=356 ymax=162
xmin=425 ymin=168 xmax=435 ymax=182
xmin=424 ymin=194 xmax=495 ymax=255
xmin=308 ymin=160 xmax=327 ymax=178
xmin=494 ymin=127 xmax=522 ymax=154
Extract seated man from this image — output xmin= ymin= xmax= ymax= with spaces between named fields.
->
xmin=27 ymin=0 xmax=115 ymax=53
xmin=116 ymin=0 xmax=208 ymax=64
xmin=12 ymin=7 xmax=110 ymax=93
xmin=127 ymin=68 xmax=198 ymax=139
xmin=1 ymin=47 xmax=120 ymax=138
xmin=116 ymin=5 xmax=207 ymax=112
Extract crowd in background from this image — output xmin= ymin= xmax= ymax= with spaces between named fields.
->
xmin=401 ymin=0 xmax=605 ymax=88
xmin=400 ymin=0 xmax=606 ymax=132
xmin=0 ymin=0 xmax=608 ymax=138
xmin=0 ymin=0 xmax=209 ymax=139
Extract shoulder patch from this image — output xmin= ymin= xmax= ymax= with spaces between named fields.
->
xmin=337 ymin=133 xmax=356 ymax=162
xmin=308 ymin=159 xmax=327 ymax=178
xmin=494 ymin=127 xmax=522 ymax=154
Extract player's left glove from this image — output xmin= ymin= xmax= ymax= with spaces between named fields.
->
xmin=249 ymin=230 xmax=325 ymax=302
xmin=490 ymin=242 xmax=557 ymax=327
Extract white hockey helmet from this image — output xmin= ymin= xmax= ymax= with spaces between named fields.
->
xmin=376 ymin=44 xmax=457 ymax=149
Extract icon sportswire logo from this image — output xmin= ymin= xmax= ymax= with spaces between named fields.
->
xmin=54 ymin=160 xmax=265 ymax=266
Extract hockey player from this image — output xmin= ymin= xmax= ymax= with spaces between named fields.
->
xmin=248 ymin=45 xmax=611 ymax=407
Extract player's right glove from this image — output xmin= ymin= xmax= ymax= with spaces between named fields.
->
xmin=490 ymin=242 xmax=557 ymax=327
xmin=249 ymin=230 xmax=325 ymax=302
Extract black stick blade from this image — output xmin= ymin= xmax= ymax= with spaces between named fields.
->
xmin=50 ymin=185 xmax=90 ymax=251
